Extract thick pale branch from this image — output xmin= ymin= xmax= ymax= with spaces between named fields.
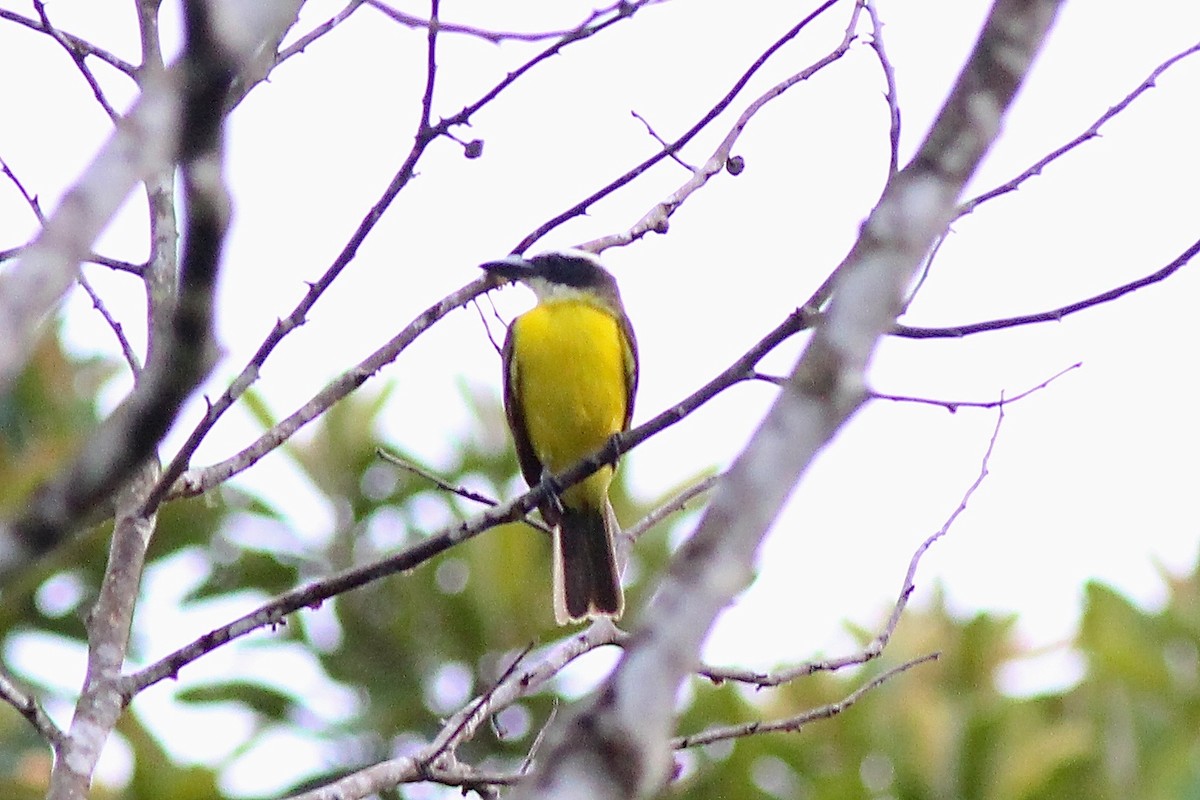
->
xmin=44 ymin=2 xmax=260 ymax=793
xmin=510 ymin=2 xmax=1063 ymax=798
xmin=0 ymin=0 xmax=304 ymax=584
xmin=0 ymin=47 xmax=171 ymax=397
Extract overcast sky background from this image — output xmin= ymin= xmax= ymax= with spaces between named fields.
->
xmin=2 ymin=0 xmax=1199 ymax=793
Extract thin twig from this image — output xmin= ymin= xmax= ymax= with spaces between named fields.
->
xmin=530 ymin=0 xmax=850 ymax=254
xmin=630 ymin=110 xmax=696 ymax=171
xmin=0 ymin=668 xmax=65 ymax=748
xmin=863 ymin=0 xmax=900 ymax=178
xmin=423 ymin=642 xmax=535 ymax=770
xmin=77 ymin=272 xmax=142 ymax=375
xmin=623 ymin=474 xmax=718 ymax=544
xmin=0 ymin=156 xmax=46 ymax=222
xmin=286 ymin=623 xmax=621 ymax=800
xmin=675 ymin=652 xmax=939 ymax=749
xmin=1 ymin=160 xmax=144 ymax=276
xmin=473 ymin=294 xmax=507 ymax=355
xmin=519 ymin=699 xmax=558 ymax=775
xmin=871 ymin=361 xmax=1080 ymax=412
xmin=700 ymin=400 xmax=1007 ymax=688
xmin=363 ymin=0 xmax=653 ymax=43
xmin=893 ymin=237 xmax=1200 ymax=339
xmin=126 ymin=308 xmax=813 ymax=695
xmin=33 ymin=0 xmax=121 ymax=121
xmin=955 ymin=40 xmax=1200 ymax=220
xmin=374 ymin=447 xmax=553 ymax=534
xmin=376 ymin=449 xmax=497 ymax=506
xmin=276 ymin=0 xmax=367 ymax=64
xmin=0 ymin=8 xmax=137 ymax=74
xmin=149 ymin=1 xmax=659 ymax=510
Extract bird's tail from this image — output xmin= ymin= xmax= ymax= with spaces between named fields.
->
xmin=552 ymin=500 xmax=624 ymax=625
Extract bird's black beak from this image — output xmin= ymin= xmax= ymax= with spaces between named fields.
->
xmin=480 ymin=255 xmax=535 ymax=282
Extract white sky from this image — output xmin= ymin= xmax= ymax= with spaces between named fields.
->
xmin=2 ymin=0 xmax=1199 ymax=793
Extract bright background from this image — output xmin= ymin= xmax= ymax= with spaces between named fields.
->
xmin=2 ymin=0 xmax=1199 ymax=792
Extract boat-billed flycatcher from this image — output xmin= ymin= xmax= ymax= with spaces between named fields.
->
xmin=481 ymin=250 xmax=638 ymax=625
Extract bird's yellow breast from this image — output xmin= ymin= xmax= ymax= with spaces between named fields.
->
xmin=510 ymin=299 xmax=630 ymax=502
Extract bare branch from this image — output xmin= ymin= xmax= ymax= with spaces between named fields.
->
xmin=675 ymin=653 xmax=939 ymax=749
xmin=0 ymin=668 xmax=64 ymax=748
xmin=377 ymin=449 xmax=498 ymax=507
xmin=48 ymin=465 xmax=158 ymax=798
xmin=276 ymin=624 xmax=622 ymax=800
xmin=511 ymin=2 xmax=1064 ymax=797
xmin=871 ymin=361 xmax=1080 ymax=412
xmin=0 ymin=0 xmax=304 ymax=582
xmin=630 ymin=110 xmax=697 ymax=171
xmin=956 ymin=39 xmax=1200 ymax=219
xmin=623 ymin=474 xmax=718 ymax=544
xmin=581 ymin=0 xmax=865 ymax=253
xmin=375 ymin=447 xmax=552 ymax=534
xmin=276 ymin=0 xmax=367 ymax=64
xmin=893 ymin=236 xmax=1200 ymax=339
xmin=422 ymin=642 xmax=535 ymax=770
xmin=161 ymin=278 xmax=488 ymax=503
xmin=124 ymin=305 xmax=813 ymax=696
xmin=362 ymin=0 xmax=656 ymax=43
xmin=77 ymin=272 xmax=142 ymax=375
xmin=864 ymin=0 xmax=901 ymax=178
xmin=1 ymin=155 xmax=46 ymax=222
xmin=0 ymin=8 xmax=138 ymax=75
xmin=701 ymin=401 xmax=1007 ymax=688
xmin=525 ymin=0 xmax=849 ymax=253
xmin=130 ymin=0 xmax=668 ymax=514
xmin=32 ymin=0 xmax=120 ymax=121
xmin=0 ymin=2 xmax=300 ymax=402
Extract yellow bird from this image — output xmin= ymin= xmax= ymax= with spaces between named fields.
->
xmin=481 ymin=250 xmax=638 ymax=624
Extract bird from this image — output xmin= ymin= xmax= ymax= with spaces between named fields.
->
xmin=480 ymin=249 xmax=638 ymax=625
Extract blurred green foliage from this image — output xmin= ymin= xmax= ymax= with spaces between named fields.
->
xmin=2 ymin=336 xmax=1199 ymax=799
